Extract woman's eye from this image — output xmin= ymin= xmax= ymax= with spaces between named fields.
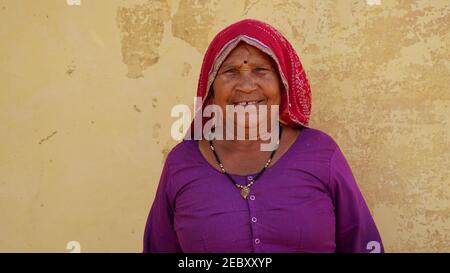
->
xmin=254 ymin=67 xmax=270 ymax=74
xmin=256 ymin=67 xmax=273 ymax=72
xmin=223 ymin=68 xmax=238 ymax=74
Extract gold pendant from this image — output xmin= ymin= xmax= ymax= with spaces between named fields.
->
xmin=240 ymin=186 xmax=250 ymax=199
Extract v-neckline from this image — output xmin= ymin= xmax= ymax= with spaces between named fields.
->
xmin=195 ymin=126 xmax=305 ymax=177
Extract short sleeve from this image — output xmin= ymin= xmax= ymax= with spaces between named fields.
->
xmin=327 ymin=145 xmax=384 ymax=253
xmin=143 ymin=158 xmax=182 ymax=253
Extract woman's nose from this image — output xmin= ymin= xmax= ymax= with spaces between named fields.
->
xmin=235 ymin=70 xmax=257 ymax=93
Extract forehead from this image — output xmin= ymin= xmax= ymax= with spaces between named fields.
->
xmin=222 ymin=43 xmax=274 ymax=65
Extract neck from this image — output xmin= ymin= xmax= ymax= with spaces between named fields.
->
xmin=214 ymin=138 xmax=266 ymax=153
xmin=211 ymin=123 xmax=282 ymax=153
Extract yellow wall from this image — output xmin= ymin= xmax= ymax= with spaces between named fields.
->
xmin=0 ymin=0 xmax=448 ymax=252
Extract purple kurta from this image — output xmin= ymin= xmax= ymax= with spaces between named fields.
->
xmin=143 ymin=127 xmax=384 ymax=253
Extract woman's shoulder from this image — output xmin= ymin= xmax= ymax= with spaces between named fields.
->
xmin=164 ymin=139 xmax=201 ymax=165
xmin=299 ymin=126 xmax=339 ymax=150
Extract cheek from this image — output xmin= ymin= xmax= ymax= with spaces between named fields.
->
xmin=212 ymin=81 xmax=233 ymax=103
xmin=262 ymin=82 xmax=281 ymax=104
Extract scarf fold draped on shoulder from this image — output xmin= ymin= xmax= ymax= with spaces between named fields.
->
xmin=188 ymin=19 xmax=312 ymax=138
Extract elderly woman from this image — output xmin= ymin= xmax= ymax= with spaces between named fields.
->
xmin=144 ymin=19 xmax=384 ymax=253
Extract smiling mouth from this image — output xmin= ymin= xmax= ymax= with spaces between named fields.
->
xmin=232 ymin=100 xmax=265 ymax=106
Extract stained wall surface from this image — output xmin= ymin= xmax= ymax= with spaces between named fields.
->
xmin=0 ymin=0 xmax=449 ymax=252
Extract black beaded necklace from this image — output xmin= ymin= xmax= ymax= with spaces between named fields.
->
xmin=208 ymin=124 xmax=283 ymax=199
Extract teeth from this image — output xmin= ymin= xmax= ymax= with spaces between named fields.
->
xmin=235 ymin=101 xmax=259 ymax=106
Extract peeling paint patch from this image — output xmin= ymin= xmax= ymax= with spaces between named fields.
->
xmin=133 ymin=104 xmax=141 ymax=112
xmin=66 ymin=0 xmax=81 ymax=6
xmin=116 ymin=0 xmax=170 ymax=79
xmin=38 ymin=131 xmax=57 ymax=144
xmin=152 ymin=123 xmax=161 ymax=139
xmin=366 ymin=0 xmax=381 ymax=6
xmin=172 ymin=0 xmax=218 ymax=52
xmin=181 ymin=62 xmax=191 ymax=77
xmin=243 ymin=0 xmax=259 ymax=15
xmin=66 ymin=63 xmax=76 ymax=75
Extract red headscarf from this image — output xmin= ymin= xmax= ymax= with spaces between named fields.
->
xmin=188 ymin=19 xmax=311 ymax=138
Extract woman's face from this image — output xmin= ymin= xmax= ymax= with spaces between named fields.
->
xmin=211 ymin=43 xmax=282 ymax=131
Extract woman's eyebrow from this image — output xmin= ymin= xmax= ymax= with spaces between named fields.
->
xmin=220 ymin=61 xmax=273 ymax=70
xmin=220 ymin=63 xmax=238 ymax=70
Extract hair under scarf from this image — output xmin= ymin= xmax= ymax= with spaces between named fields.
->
xmin=188 ymin=19 xmax=312 ymax=137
